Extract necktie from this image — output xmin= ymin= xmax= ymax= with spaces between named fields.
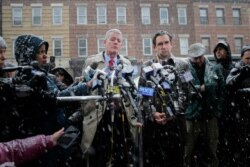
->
xmin=109 ymin=57 xmax=115 ymax=69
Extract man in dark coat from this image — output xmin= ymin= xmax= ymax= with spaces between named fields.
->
xmin=226 ymin=45 xmax=250 ymax=166
xmin=139 ymin=30 xmax=189 ymax=167
xmin=14 ymin=34 xmax=91 ymax=167
xmin=213 ymin=41 xmax=234 ymax=166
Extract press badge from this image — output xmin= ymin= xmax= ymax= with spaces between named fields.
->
xmin=183 ymin=71 xmax=193 ymax=82
xmin=139 ymin=87 xmax=154 ymax=96
xmin=161 ymin=81 xmax=171 ymax=90
xmin=107 ymin=85 xmax=120 ymax=94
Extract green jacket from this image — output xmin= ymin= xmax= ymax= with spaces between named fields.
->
xmin=185 ymin=58 xmax=225 ymax=120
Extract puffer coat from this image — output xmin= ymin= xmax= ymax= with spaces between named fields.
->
xmin=0 ymin=135 xmax=54 ymax=166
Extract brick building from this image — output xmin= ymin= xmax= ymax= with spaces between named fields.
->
xmin=1 ymin=0 xmax=249 ymax=77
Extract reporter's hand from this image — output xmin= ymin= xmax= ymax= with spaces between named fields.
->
xmin=51 ymin=128 xmax=64 ymax=145
xmin=153 ymin=112 xmax=167 ymax=125
xmin=200 ymin=84 xmax=205 ymax=92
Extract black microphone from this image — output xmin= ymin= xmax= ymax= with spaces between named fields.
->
xmin=141 ymin=62 xmax=162 ymax=88
xmin=162 ymin=59 xmax=175 ymax=67
xmin=179 ymin=71 xmax=202 ymax=98
xmin=90 ymin=61 xmax=98 ymax=70
xmin=122 ymin=65 xmax=137 ymax=90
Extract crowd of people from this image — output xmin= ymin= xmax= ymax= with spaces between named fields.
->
xmin=0 ymin=28 xmax=250 ymax=167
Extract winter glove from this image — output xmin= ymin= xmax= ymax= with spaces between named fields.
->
xmin=27 ymin=73 xmax=47 ymax=90
xmin=40 ymin=89 xmax=58 ymax=104
xmin=240 ymin=65 xmax=250 ymax=77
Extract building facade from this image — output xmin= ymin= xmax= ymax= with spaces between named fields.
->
xmin=1 ymin=0 xmax=250 ymax=77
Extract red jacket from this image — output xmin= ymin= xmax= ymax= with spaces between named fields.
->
xmin=0 ymin=135 xmax=54 ymax=166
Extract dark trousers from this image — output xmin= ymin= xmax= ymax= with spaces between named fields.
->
xmin=87 ymin=108 xmax=134 ymax=167
xmin=143 ymin=116 xmax=185 ymax=167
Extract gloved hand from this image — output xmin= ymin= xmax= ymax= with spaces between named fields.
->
xmin=40 ymin=89 xmax=58 ymax=103
xmin=240 ymin=65 xmax=250 ymax=77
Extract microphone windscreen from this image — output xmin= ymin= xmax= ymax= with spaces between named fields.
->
xmin=119 ymin=59 xmax=124 ymax=65
xmin=143 ymin=60 xmax=153 ymax=66
xmin=90 ymin=62 xmax=98 ymax=70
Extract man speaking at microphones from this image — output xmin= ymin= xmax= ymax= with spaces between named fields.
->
xmin=139 ymin=30 xmax=189 ymax=167
xmin=80 ymin=29 xmax=137 ymax=166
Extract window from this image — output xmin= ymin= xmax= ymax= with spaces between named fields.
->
xmin=216 ymin=8 xmax=225 ymax=25
xmin=78 ymin=38 xmax=87 ymax=57
xmin=119 ymin=38 xmax=128 ymax=56
xmin=199 ymin=8 xmax=208 ymax=25
xmin=178 ymin=7 xmax=187 ymax=25
xmin=179 ymin=37 xmax=189 ymax=55
xmin=201 ymin=37 xmax=210 ymax=54
xmin=53 ymin=39 xmax=62 ymax=56
xmin=77 ymin=6 xmax=87 ymax=25
xmin=116 ymin=7 xmax=126 ymax=24
xmin=159 ymin=7 xmax=169 ymax=24
xmin=234 ymin=37 xmax=243 ymax=54
xmin=143 ymin=38 xmax=152 ymax=56
xmin=12 ymin=7 xmax=22 ymax=25
xmin=98 ymin=38 xmax=105 ymax=53
xmin=12 ymin=38 xmax=17 ymax=58
xmin=141 ymin=7 xmax=151 ymax=25
xmin=32 ymin=7 xmax=42 ymax=25
xmin=52 ymin=7 xmax=62 ymax=25
xmin=218 ymin=37 xmax=227 ymax=42
xmin=97 ymin=6 xmax=107 ymax=24
xmin=233 ymin=9 xmax=241 ymax=25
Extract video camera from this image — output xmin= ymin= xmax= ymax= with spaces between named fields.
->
xmin=0 ymin=65 xmax=47 ymax=98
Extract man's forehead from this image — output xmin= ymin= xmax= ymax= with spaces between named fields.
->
xmin=156 ymin=36 xmax=170 ymax=43
xmin=191 ymin=55 xmax=204 ymax=60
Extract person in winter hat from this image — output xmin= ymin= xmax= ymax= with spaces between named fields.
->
xmin=0 ymin=36 xmax=7 ymax=69
xmin=213 ymin=41 xmax=235 ymax=166
xmin=226 ymin=45 xmax=250 ymax=166
xmin=13 ymin=34 xmax=94 ymax=166
xmin=50 ymin=67 xmax=74 ymax=86
xmin=213 ymin=41 xmax=233 ymax=77
xmin=184 ymin=43 xmax=224 ymax=167
xmin=15 ymin=35 xmax=49 ymax=66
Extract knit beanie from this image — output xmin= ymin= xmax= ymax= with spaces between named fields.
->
xmin=241 ymin=45 xmax=250 ymax=57
xmin=0 ymin=36 xmax=7 ymax=49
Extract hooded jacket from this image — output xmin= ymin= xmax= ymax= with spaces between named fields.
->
xmin=213 ymin=41 xmax=234 ymax=78
xmin=15 ymin=35 xmax=49 ymax=66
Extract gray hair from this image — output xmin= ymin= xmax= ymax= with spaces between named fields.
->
xmin=0 ymin=36 xmax=7 ymax=49
xmin=104 ymin=29 xmax=123 ymax=40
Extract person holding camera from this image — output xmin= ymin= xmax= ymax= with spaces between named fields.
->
xmin=139 ymin=30 xmax=189 ymax=167
xmin=0 ymin=36 xmax=21 ymax=143
xmin=13 ymin=34 xmax=93 ymax=167
xmin=184 ymin=43 xmax=225 ymax=167
xmin=226 ymin=45 xmax=250 ymax=166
